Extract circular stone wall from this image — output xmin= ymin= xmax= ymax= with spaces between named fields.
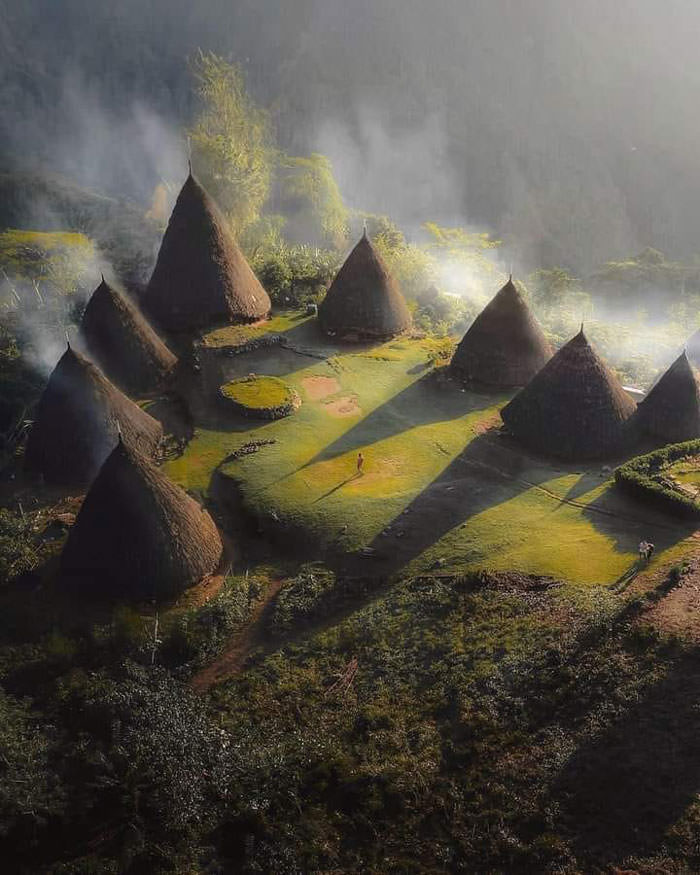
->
xmin=219 ymin=375 xmax=301 ymax=420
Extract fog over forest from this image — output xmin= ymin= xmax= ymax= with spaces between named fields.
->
xmin=2 ymin=0 xmax=700 ymax=272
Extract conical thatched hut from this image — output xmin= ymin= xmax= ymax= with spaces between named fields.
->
xmin=24 ymin=346 xmax=162 ymax=486
xmin=80 ymin=276 xmax=177 ymax=394
xmin=143 ymin=172 xmax=271 ymax=332
xmin=451 ymin=277 xmax=552 ymax=388
xmin=501 ymin=328 xmax=636 ymax=460
xmin=637 ymin=351 xmax=700 ymax=443
xmin=318 ymin=231 xmax=411 ymax=340
xmin=61 ymin=439 xmax=223 ymax=599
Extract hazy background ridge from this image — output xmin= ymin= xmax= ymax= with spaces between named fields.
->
xmin=1 ymin=0 xmax=699 ymax=271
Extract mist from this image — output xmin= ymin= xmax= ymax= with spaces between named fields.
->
xmin=1 ymin=0 xmax=700 ymax=278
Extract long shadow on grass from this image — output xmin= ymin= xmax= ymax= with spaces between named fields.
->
xmin=338 ymin=432 xmax=555 ymax=578
xmin=302 ymin=372 xmax=502 ymax=470
xmin=580 ymin=486 xmax=696 ymax=560
xmin=556 ymin=647 xmax=700 ymax=866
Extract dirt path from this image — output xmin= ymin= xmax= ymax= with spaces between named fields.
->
xmin=190 ymin=579 xmax=285 ymax=692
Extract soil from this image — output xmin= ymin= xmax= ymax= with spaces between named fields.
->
xmin=302 ymin=375 xmax=341 ymax=400
xmin=324 ymin=396 xmax=362 ymax=417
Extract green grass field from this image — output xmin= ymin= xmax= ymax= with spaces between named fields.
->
xmin=165 ymin=311 xmax=696 ymax=586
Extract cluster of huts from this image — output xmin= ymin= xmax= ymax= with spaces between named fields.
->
xmin=22 ymin=169 xmax=700 ymax=599
xmin=449 ymin=276 xmax=700 ymax=459
xmin=24 ymin=171 xmax=275 ymax=599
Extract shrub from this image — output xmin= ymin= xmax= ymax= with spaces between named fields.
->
xmin=269 ymin=564 xmax=337 ymax=634
xmin=161 ymin=574 xmax=264 ymax=667
xmin=0 ymin=689 xmax=62 ymax=843
xmin=614 ymin=439 xmax=700 ymax=518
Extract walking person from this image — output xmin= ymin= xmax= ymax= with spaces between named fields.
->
xmin=646 ymin=542 xmax=655 ymax=562
xmin=357 ymin=452 xmax=364 ymax=475
xmin=638 ymin=540 xmax=648 ymax=562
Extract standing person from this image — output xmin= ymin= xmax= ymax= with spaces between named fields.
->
xmin=357 ymin=452 xmax=364 ymax=475
xmin=638 ymin=540 xmax=648 ymax=562
xmin=646 ymin=542 xmax=655 ymax=562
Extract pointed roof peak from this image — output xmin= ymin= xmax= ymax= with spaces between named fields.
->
xmin=451 ymin=277 xmax=552 ymax=389
xmin=25 ymin=341 xmax=163 ymax=487
xmin=60 ymin=435 xmax=223 ymax=598
xmin=318 ymin=227 xmax=411 ymax=340
xmin=571 ymin=324 xmax=588 ymax=345
xmin=144 ymin=170 xmax=271 ymax=331
xmin=498 ymin=275 xmax=520 ymax=298
xmin=80 ymin=274 xmax=177 ymax=394
xmin=638 ymin=347 xmax=700 ymax=442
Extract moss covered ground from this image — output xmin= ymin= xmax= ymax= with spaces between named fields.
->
xmin=220 ymin=374 xmax=296 ymax=411
xmin=165 ymin=311 xmax=696 ymax=586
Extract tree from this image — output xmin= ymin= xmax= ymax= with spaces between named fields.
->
xmin=276 ymin=153 xmax=349 ymax=249
xmin=188 ymin=52 xmax=274 ymax=233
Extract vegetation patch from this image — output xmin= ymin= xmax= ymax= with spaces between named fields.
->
xmin=219 ymin=375 xmax=301 ymax=420
xmin=201 ymin=311 xmax=310 ymax=349
xmin=615 ymin=439 xmax=700 ymax=518
xmin=268 ymin=563 xmax=339 ymax=634
xmin=161 ymin=331 xmax=696 ymax=585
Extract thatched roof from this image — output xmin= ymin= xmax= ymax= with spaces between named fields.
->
xmin=24 ymin=346 xmax=162 ymax=486
xmin=451 ymin=277 xmax=552 ymax=388
xmin=500 ymin=328 xmax=636 ymax=460
xmin=143 ymin=172 xmax=271 ymax=332
xmin=80 ymin=277 xmax=177 ymax=394
xmin=318 ymin=231 xmax=411 ymax=340
xmin=60 ymin=439 xmax=223 ymax=599
xmin=637 ymin=351 xmax=700 ymax=443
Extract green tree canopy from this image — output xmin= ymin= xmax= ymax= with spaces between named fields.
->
xmin=188 ymin=52 xmax=274 ymax=233
xmin=276 ymin=153 xmax=349 ymax=250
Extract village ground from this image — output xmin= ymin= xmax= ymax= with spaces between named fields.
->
xmin=3 ymin=311 xmax=700 ymax=870
xmin=165 ymin=310 xmax=696 ymax=586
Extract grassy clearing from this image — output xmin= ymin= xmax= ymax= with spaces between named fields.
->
xmin=668 ymin=455 xmax=700 ymax=489
xmin=164 ymin=311 xmax=696 ymax=586
xmin=200 ymin=310 xmax=311 ymax=348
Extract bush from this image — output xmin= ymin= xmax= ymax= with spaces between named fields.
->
xmin=0 ymin=507 xmax=55 ymax=585
xmin=0 ymin=688 xmax=62 ymax=843
xmin=269 ymin=564 xmax=337 ymax=634
xmin=161 ymin=574 xmax=264 ymax=667
xmin=614 ymin=439 xmax=700 ymax=518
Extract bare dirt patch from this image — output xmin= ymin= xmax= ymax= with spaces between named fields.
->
xmin=302 ymin=375 xmax=341 ymax=400
xmin=324 ymin=396 xmax=361 ymax=417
